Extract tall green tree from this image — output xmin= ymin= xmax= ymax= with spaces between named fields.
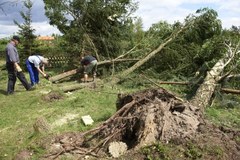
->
xmin=14 ymin=0 xmax=36 ymax=57
xmin=43 ymin=0 xmax=137 ymax=59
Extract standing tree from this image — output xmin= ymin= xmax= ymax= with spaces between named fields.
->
xmin=43 ymin=0 xmax=137 ymax=60
xmin=14 ymin=0 xmax=36 ymax=57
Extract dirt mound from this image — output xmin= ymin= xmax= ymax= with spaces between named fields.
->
xmin=193 ymin=124 xmax=240 ymax=160
xmin=42 ymin=88 xmax=239 ymax=159
xmin=42 ymin=91 xmax=64 ymax=102
xmin=14 ymin=150 xmax=32 ymax=160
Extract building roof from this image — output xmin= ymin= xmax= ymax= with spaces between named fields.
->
xmin=37 ymin=36 xmax=54 ymax=41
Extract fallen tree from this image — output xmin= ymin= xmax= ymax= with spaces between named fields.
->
xmin=113 ymin=23 xmax=193 ymax=84
xmin=190 ymin=42 xmax=240 ymax=110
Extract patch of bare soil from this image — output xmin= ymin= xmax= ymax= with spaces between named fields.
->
xmin=36 ymin=88 xmax=239 ymax=160
xmin=14 ymin=150 xmax=32 ymax=160
xmin=42 ymin=91 xmax=64 ymax=102
xmin=193 ymin=124 xmax=240 ymax=160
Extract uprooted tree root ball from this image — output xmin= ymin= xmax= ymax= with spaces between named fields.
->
xmin=41 ymin=88 xmax=240 ymax=159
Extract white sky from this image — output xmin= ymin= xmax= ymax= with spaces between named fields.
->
xmin=0 ymin=0 xmax=240 ymax=38
xmin=134 ymin=0 xmax=240 ymax=29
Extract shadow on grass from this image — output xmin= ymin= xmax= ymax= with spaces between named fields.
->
xmin=0 ymin=89 xmax=7 ymax=95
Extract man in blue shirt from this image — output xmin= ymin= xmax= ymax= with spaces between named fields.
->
xmin=5 ymin=35 xmax=32 ymax=95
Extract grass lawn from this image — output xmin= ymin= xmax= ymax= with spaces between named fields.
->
xmin=0 ymin=59 xmax=124 ymax=159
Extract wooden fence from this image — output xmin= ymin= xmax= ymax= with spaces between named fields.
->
xmin=0 ymin=52 xmax=74 ymax=68
xmin=46 ymin=55 xmax=72 ymax=67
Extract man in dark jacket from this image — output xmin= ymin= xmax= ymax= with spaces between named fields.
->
xmin=5 ymin=35 xmax=32 ymax=95
xmin=81 ymin=55 xmax=97 ymax=82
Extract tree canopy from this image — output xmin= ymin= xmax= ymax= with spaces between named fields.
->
xmin=43 ymin=0 xmax=138 ymax=58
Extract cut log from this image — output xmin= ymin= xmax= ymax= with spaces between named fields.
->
xmin=49 ymin=69 xmax=79 ymax=82
xmin=141 ymin=74 xmax=240 ymax=95
xmin=60 ymin=83 xmax=85 ymax=92
xmin=221 ymin=88 xmax=240 ymax=94
xmin=60 ymin=81 xmax=97 ymax=92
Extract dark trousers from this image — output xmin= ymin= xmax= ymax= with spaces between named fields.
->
xmin=26 ymin=60 xmax=39 ymax=86
xmin=6 ymin=62 xmax=31 ymax=94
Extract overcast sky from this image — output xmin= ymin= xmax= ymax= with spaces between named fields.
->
xmin=0 ymin=0 xmax=240 ymax=39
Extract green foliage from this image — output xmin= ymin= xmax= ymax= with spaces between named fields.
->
xmin=184 ymin=8 xmax=222 ymax=44
xmin=34 ymin=35 xmax=66 ymax=56
xmin=220 ymin=27 xmax=240 ymax=87
xmin=148 ymin=21 xmax=173 ymax=44
xmin=133 ymin=8 xmax=225 ymax=81
xmin=43 ymin=0 xmax=138 ymax=58
xmin=0 ymin=38 xmax=8 ymax=54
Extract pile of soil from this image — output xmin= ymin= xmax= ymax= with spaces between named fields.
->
xmin=42 ymin=91 xmax=64 ymax=102
xmin=35 ymin=88 xmax=239 ymax=159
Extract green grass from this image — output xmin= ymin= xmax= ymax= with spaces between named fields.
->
xmin=0 ymin=60 xmax=123 ymax=159
xmin=205 ymin=95 xmax=240 ymax=129
xmin=0 ymin=83 xmax=120 ymax=159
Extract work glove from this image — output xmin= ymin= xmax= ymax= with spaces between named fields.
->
xmin=15 ymin=66 xmax=22 ymax=72
xmin=44 ymin=74 xmax=50 ymax=80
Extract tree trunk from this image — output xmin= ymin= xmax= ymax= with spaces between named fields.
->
xmin=221 ymin=88 xmax=240 ymax=94
xmin=59 ymin=81 xmax=97 ymax=92
xmin=49 ymin=68 xmax=80 ymax=82
xmin=190 ymin=43 xmax=239 ymax=110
